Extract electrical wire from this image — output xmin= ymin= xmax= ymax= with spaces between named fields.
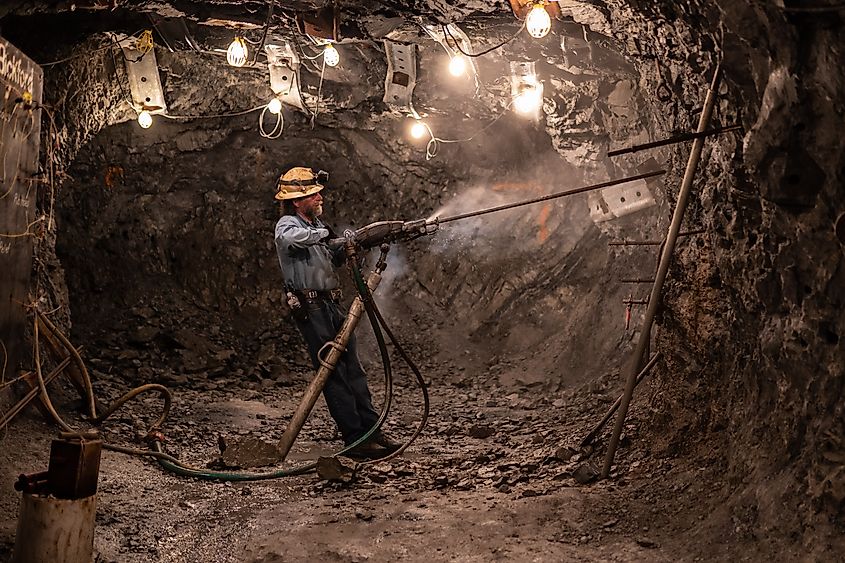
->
xmin=40 ymin=29 xmax=149 ymax=67
xmin=250 ymin=0 xmax=275 ymax=64
xmin=259 ymin=106 xmax=284 ymax=138
xmin=309 ymin=57 xmax=328 ymax=128
xmin=443 ymin=20 xmax=526 ymax=58
xmin=422 ymin=100 xmax=515 ymax=160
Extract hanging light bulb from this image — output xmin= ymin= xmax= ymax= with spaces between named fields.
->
xmin=525 ymin=2 xmax=552 ymax=39
xmin=323 ymin=44 xmax=340 ymax=67
xmin=227 ymin=36 xmax=248 ymax=67
xmin=448 ymin=54 xmax=467 ymax=77
xmin=137 ymin=110 xmax=153 ymax=129
xmin=410 ymin=120 xmax=428 ymax=139
xmin=267 ymin=98 xmax=282 ymax=115
xmin=513 ymin=84 xmax=543 ymax=114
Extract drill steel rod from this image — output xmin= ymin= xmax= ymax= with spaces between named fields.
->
xmin=620 ymin=278 xmax=656 ymax=284
xmin=275 ymin=270 xmax=383 ymax=462
xmin=580 ymin=353 xmax=662 ymax=448
xmin=436 ymin=170 xmax=665 ymax=225
xmin=602 ymin=63 xmax=722 ymax=479
xmin=607 ymin=125 xmax=741 ymax=157
xmin=607 ymin=229 xmax=705 ymax=246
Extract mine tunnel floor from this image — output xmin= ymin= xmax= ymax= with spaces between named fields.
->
xmin=0 ymin=319 xmax=799 ymax=563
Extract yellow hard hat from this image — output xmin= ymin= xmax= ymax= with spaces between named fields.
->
xmin=274 ymin=167 xmax=328 ymax=200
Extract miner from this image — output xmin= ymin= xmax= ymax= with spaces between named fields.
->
xmin=273 ymin=166 xmax=399 ymax=459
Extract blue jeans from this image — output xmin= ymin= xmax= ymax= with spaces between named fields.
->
xmin=294 ymin=299 xmax=380 ymax=445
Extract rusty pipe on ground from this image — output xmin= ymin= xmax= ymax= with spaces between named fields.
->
xmin=579 ymin=353 xmax=662 ymax=449
xmin=602 ymin=63 xmax=722 ymax=479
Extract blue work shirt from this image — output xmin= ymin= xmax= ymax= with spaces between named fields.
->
xmin=274 ymin=214 xmax=341 ymax=291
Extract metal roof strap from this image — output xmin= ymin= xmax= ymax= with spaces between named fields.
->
xmin=382 ymin=40 xmax=417 ymax=113
xmin=266 ymin=42 xmax=306 ymax=112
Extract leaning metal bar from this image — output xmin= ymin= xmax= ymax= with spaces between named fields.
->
xmin=275 ymin=257 xmax=386 ymax=462
xmin=602 ymin=63 xmax=722 ymax=479
xmin=607 ymin=229 xmax=705 ymax=246
xmin=436 ymin=170 xmax=665 ymax=225
xmin=580 ymin=353 xmax=662 ymax=448
xmin=607 ymin=125 xmax=741 ymax=157
xmin=0 ymin=356 xmax=72 ymax=430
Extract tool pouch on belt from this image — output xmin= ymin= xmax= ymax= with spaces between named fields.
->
xmin=286 ymin=291 xmax=307 ymax=321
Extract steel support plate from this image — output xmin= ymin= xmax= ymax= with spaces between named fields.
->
xmin=266 ymin=43 xmax=305 ymax=112
xmin=118 ymin=37 xmax=167 ymax=113
xmin=383 ymin=40 xmax=416 ymax=112
xmin=588 ymin=178 xmax=656 ymax=222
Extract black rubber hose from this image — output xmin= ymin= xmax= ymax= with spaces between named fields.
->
xmin=358 ymin=295 xmax=430 ymax=465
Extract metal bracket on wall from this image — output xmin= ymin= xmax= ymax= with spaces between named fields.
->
xmin=383 ymin=40 xmax=417 ymax=112
xmin=118 ymin=35 xmax=167 ymax=114
xmin=588 ymin=177 xmax=656 ymax=222
xmin=266 ymin=43 xmax=306 ymax=112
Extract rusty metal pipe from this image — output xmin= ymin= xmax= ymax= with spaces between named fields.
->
xmin=602 ymin=63 xmax=722 ymax=479
xmin=0 ymin=356 xmax=72 ymax=430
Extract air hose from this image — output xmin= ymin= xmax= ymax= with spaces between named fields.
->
xmin=348 ymin=248 xmax=430 ymax=466
xmin=150 ymin=245 xmax=429 ymax=480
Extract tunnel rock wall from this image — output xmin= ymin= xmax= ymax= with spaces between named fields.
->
xmin=597 ymin=0 xmax=845 ymax=541
xmin=17 ymin=32 xmax=145 ymax=336
xmin=56 ymin=113 xmax=463 ymax=384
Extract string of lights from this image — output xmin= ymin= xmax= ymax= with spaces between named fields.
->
xmin=161 ymin=105 xmax=266 ymax=120
xmin=32 ymin=2 xmax=563 ymax=158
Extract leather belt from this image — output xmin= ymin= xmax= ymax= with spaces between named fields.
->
xmin=294 ymin=288 xmax=342 ymax=302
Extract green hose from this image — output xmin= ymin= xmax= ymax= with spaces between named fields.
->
xmin=151 ymin=248 xmax=401 ymax=480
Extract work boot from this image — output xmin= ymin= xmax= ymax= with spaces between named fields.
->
xmin=373 ymin=432 xmax=403 ymax=453
xmin=343 ymin=440 xmax=390 ymax=460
